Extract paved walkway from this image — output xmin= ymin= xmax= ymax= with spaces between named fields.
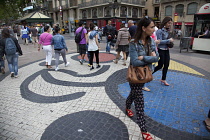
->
xmin=0 ymin=35 xmax=210 ymax=140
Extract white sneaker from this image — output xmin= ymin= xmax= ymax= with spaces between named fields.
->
xmin=55 ymin=67 xmax=59 ymax=71
xmin=65 ymin=62 xmax=70 ymax=67
xmin=14 ymin=75 xmax=19 ymax=78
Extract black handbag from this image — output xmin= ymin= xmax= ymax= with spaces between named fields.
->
xmin=167 ymin=32 xmax=174 ymax=48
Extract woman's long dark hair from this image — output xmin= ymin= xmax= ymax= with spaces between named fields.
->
xmin=1 ymin=28 xmax=10 ymax=38
xmin=160 ymin=17 xmax=172 ymax=29
xmin=54 ymin=26 xmax=60 ymax=33
xmin=133 ymin=17 xmax=154 ymax=44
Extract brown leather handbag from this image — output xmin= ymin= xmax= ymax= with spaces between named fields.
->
xmin=126 ymin=43 xmax=153 ymax=84
xmin=126 ymin=65 xmax=153 ymax=84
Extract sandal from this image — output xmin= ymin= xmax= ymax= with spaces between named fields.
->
xmin=142 ymin=87 xmax=150 ymax=92
xmin=141 ymin=132 xmax=154 ymax=140
xmin=125 ymin=109 xmax=134 ymax=118
xmin=203 ymin=120 xmax=210 ymax=132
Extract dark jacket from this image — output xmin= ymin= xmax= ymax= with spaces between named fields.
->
xmin=0 ymin=36 xmax=23 ymax=57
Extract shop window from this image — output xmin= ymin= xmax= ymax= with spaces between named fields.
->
xmin=187 ymin=2 xmax=198 ymax=15
xmin=175 ymin=4 xmax=184 ymax=16
xmin=165 ymin=6 xmax=172 ymax=16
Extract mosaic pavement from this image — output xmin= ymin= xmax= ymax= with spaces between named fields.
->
xmin=0 ymin=52 xmax=210 ymax=140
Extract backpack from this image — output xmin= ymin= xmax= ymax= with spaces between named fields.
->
xmin=75 ymin=28 xmax=84 ymax=43
xmin=5 ymin=38 xmax=17 ymax=55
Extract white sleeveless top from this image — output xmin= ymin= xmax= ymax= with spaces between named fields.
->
xmin=88 ymin=31 xmax=98 ymax=51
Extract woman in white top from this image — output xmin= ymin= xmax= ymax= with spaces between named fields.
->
xmin=87 ymin=23 xmax=101 ymax=70
xmin=21 ymin=26 xmax=29 ymax=45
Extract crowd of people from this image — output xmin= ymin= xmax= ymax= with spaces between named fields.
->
xmin=0 ymin=17 xmax=209 ymax=140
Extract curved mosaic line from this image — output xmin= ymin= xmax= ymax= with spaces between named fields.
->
xmin=41 ymin=110 xmax=129 ymax=140
xmin=105 ymin=68 xmax=209 ymax=140
xmin=39 ymin=60 xmax=63 ymax=67
xmin=41 ymin=69 xmax=105 ymax=87
xmin=47 ymin=65 xmax=110 ymax=77
xmin=71 ymin=52 xmax=120 ymax=63
xmin=20 ymin=70 xmax=86 ymax=103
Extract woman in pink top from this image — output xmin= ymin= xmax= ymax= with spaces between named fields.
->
xmin=38 ymin=26 xmax=53 ymax=68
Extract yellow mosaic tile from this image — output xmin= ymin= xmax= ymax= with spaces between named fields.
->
xmin=153 ymin=60 xmax=204 ymax=76
xmin=169 ymin=60 xmax=204 ymax=76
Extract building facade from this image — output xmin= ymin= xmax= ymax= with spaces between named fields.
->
xmin=160 ymin=0 xmax=210 ymax=37
xmin=48 ymin=0 xmax=147 ymax=30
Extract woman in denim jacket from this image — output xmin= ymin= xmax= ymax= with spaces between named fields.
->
xmin=125 ymin=17 xmax=159 ymax=140
xmin=153 ymin=17 xmax=174 ymax=86
xmin=51 ymin=27 xmax=69 ymax=71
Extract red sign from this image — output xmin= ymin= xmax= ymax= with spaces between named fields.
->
xmin=204 ymin=6 xmax=209 ymax=9
xmin=174 ymin=13 xmax=178 ymax=16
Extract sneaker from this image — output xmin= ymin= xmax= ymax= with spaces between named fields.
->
xmin=65 ymin=62 xmax=70 ymax=67
xmin=90 ymin=66 xmax=94 ymax=70
xmin=55 ymin=67 xmax=59 ymax=71
xmin=11 ymin=72 xmax=14 ymax=77
xmin=88 ymin=64 xmax=91 ymax=67
xmin=1 ymin=67 xmax=5 ymax=74
xmin=96 ymin=65 xmax=101 ymax=68
xmin=14 ymin=75 xmax=19 ymax=78
xmin=79 ymin=59 xmax=83 ymax=65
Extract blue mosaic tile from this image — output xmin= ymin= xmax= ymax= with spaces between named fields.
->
xmin=118 ymin=71 xmax=210 ymax=137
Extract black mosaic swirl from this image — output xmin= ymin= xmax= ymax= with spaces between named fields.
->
xmin=70 ymin=52 xmax=121 ymax=63
xmin=41 ymin=69 xmax=105 ymax=87
xmin=105 ymin=68 xmax=210 ymax=140
xmin=41 ymin=111 xmax=129 ymax=140
xmin=47 ymin=65 xmax=110 ymax=77
xmin=39 ymin=60 xmax=63 ymax=66
xmin=20 ymin=70 xmax=86 ymax=103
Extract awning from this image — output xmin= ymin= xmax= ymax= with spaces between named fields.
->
xmin=16 ymin=12 xmax=53 ymax=23
xmin=174 ymin=22 xmax=182 ymax=25
xmin=185 ymin=22 xmax=193 ymax=25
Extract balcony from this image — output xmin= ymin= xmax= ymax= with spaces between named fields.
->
xmin=160 ymin=0 xmax=180 ymax=3
xmin=62 ymin=4 xmax=69 ymax=10
xmin=153 ymin=0 xmax=160 ymax=4
xmin=78 ymin=0 xmax=108 ymax=8
xmin=121 ymin=0 xmax=145 ymax=6
xmin=53 ymin=7 xmax=59 ymax=12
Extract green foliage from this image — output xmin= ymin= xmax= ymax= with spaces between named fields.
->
xmin=0 ymin=0 xmax=29 ymax=24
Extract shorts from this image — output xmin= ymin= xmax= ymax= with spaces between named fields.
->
xmin=79 ymin=44 xmax=87 ymax=55
xmin=32 ymin=36 xmax=38 ymax=43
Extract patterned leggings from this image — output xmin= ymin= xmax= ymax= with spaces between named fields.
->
xmin=126 ymin=83 xmax=147 ymax=132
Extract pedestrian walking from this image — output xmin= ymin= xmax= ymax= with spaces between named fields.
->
xmin=153 ymin=17 xmax=174 ymax=86
xmin=51 ymin=26 xmax=69 ymax=71
xmin=38 ymin=25 xmax=53 ymax=69
xmin=21 ymin=26 xmax=29 ymax=45
xmin=0 ymin=33 xmax=5 ymax=74
xmin=75 ymin=21 xmax=88 ymax=65
xmin=103 ymin=20 xmax=116 ymax=53
xmin=113 ymin=23 xmax=130 ymax=66
xmin=87 ymin=22 xmax=101 ymax=70
xmin=0 ymin=28 xmax=23 ymax=78
xmin=30 ymin=26 xmax=38 ymax=48
xmin=128 ymin=20 xmax=154 ymax=92
xmin=125 ymin=17 xmax=159 ymax=140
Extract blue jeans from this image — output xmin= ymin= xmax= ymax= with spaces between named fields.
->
xmin=106 ymin=37 xmax=111 ymax=52
xmin=6 ymin=53 xmax=19 ymax=75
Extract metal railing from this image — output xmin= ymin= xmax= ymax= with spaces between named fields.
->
xmin=160 ymin=0 xmax=180 ymax=3
xmin=153 ymin=0 xmax=160 ymax=4
xmin=78 ymin=0 xmax=109 ymax=8
xmin=121 ymin=0 xmax=145 ymax=6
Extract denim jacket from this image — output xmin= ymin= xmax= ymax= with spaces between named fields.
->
xmin=129 ymin=38 xmax=159 ymax=72
xmin=51 ymin=34 xmax=67 ymax=50
xmin=156 ymin=28 xmax=170 ymax=49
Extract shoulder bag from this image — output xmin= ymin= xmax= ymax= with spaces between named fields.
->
xmin=126 ymin=43 xmax=153 ymax=84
